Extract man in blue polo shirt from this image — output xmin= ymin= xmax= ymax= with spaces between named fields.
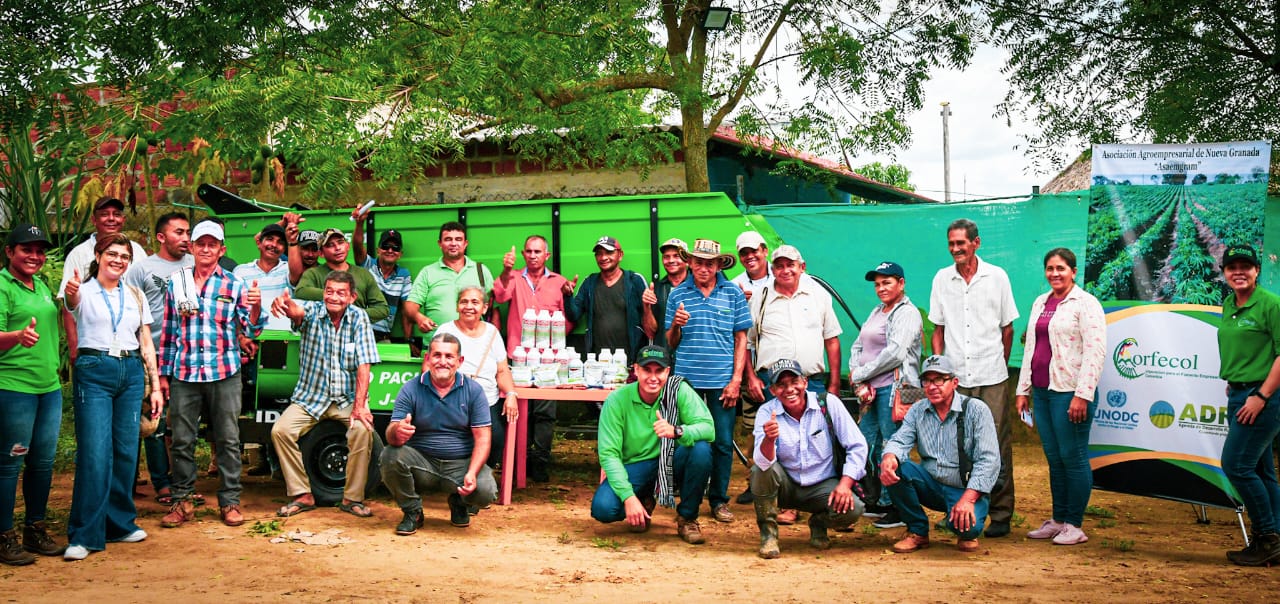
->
xmin=665 ymin=238 xmax=752 ymax=524
xmin=380 ymin=333 xmax=496 ymax=535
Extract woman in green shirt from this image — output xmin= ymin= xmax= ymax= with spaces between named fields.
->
xmin=1217 ymin=244 xmax=1280 ymax=566
xmin=0 ymin=224 xmax=65 ymax=565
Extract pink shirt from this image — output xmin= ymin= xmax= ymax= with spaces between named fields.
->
xmin=1016 ymin=286 xmax=1107 ymax=399
xmin=492 ymin=268 xmax=571 ymax=357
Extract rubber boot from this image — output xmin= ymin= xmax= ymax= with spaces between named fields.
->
xmin=1231 ymin=532 xmax=1280 ymax=567
xmin=754 ymin=494 xmax=780 ymax=559
xmin=809 ymin=511 xmax=832 ymax=550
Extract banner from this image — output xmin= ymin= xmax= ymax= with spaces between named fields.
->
xmin=1090 ymin=302 xmax=1238 ymax=507
xmin=1087 ymin=141 xmax=1270 ymax=508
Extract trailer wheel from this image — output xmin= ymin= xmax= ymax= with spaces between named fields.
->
xmin=299 ymin=420 xmax=348 ymax=506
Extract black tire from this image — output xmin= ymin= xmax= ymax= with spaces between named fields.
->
xmin=298 ymin=420 xmax=349 ymax=506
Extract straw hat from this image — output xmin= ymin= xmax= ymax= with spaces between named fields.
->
xmin=682 ymin=238 xmax=736 ymax=270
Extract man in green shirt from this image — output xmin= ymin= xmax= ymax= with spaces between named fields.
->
xmin=294 ymin=228 xmax=389 ymax=323
xmin=591 ymin=345 xmax=714 ymax=544
xmin=403 ymin=221 xmax=493 ymax=354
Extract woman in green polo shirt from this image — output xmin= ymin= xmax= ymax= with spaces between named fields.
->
xmin=1217 ymin=243 xmax=1280 ymax=567
xmin=0 ymin=223 xmax=65 ymax=565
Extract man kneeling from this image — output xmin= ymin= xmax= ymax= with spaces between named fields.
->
xmin=591 ymin=346 xmax=714 ymax=544
xmin=751 ymin=360 xmax=867 ymax=558
xmin=270 ymin=271 xmax=380 ymax=518
xmin=380 ymin=333 xmax=497 ymax=535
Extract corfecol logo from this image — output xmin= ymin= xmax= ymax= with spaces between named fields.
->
xmin=1114 ymin=338 xmax=1143 ymax=379
xmin=1149 ymin=400 xmax=1176 ymax=429
xmin=1106 ymin=390 xmax=1127 ymax=408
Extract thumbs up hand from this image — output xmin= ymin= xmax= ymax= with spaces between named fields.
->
xmin=503 ymin=245 xmax=516 ymax=271
xmin=653 ymin=407 xmax=676 ymax=439
xmin=18 ymin=317 xmax=39 ymax=347
xmin=671 ymin=301 xmax=690 ymax=328
xmin=245 ymin=279 xmax=261 ymax=307
xmin=641 ymin=281 xmax=657 ymax=306
xmin=390 ymin=412 xmax=417 ymax=446
xmin=763 ymin=411 xmax=779 ymax=442
xmin=65 ymin=267 xmax=82 ymax=300
xmin=561 ymin=274 xmax=579 ymax=296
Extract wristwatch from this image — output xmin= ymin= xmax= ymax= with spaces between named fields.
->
xmin=673 ymin=425 xmax=684 ymax=439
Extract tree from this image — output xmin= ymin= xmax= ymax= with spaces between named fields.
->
xmin=984 ymin=0 xmax=1280 ymax=171
xmin=3 ymin=1 xmax=978 ymax=204
xmin=855 ymin=161 xmax=915 ymax=191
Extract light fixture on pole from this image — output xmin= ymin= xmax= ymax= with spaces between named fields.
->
xmin=701 ymin=6 xmax=733 ymax=31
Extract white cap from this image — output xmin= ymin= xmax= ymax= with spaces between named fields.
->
xmin=771 ymin=244 xmax=803 ymax=263
xmin=735 ymin=231 xmax=766 ymax=253
xmin=192 ymin=221 xmax=225 ymax=242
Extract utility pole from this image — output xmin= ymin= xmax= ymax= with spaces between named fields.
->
xmin=941 ymin=101 xmax=952 ymax=203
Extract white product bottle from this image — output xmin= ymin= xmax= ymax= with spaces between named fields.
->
xmin=511 ymin=346 xmax=527 ymax=368
xmin=613 ymin=347 xmax=627 ymax=370
xmin=520 ymin=308 xmax=537 ymax=349
xmin=527 ymin=347 xmax=542 ymax=369
xmin=598 ymin=347 xmax=613 ymax=366
xmin=567 ymin=347 xmax=584 ymax=384
xmin=535 ymin=309 xmax=552 ymax=350
xmin=584 ymin=353 xmax=602 ymax=387
xmin=556 ymin=348 xmax=571 ymax=384
xmin=550 ymin=310 xmax=566 ymax=350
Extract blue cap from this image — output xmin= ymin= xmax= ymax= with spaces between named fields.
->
xmin=865 ymin=261 xmax=905 ymax=281
xmin=767 ymin=359 xmax=804 ymax=383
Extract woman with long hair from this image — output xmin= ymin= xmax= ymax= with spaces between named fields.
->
xmin=63 ymin=234 xmax=164 ymax=560
xmin=0 ymin=224 xmax=65 ymax=565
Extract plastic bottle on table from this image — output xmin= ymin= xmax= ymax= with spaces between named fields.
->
xmin=527 ymin=347 xmax=542 ymax=369
xmin=556 ymin=348 xmax=570 ymax=384
xmin=511 ymin=346 xmax=527 ymax=368
xmin=550 ymin=310 xmax=566 ymax=350
xmin=520 ymin=308 xmax=537 ymax=349
xmin=567 ymin=347 xmax=583 ymax=384
xmin=535 ymin=309 xmax=552 ymax=350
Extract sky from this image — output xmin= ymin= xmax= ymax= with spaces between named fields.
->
xmin=855 ymin=46 xmax=1053 ymax=202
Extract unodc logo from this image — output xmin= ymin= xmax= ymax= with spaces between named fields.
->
xmin=1113 ymin=338 xmax=1143 ymax=380
xmin=1149 ymin=400 xmax=1176 ymax=429
xmin=1106 ymin=390 xmax=1127 ymax=408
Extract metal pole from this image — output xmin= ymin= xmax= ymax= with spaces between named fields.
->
xmin=941 ymin=101 xmax=952 ymax=203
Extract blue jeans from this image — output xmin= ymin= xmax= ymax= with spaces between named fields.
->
xmin=887 ymin=460 xmax=989 ymax=540
xmin=696 ymin=388 xmax=735 ymax=508
xmin=858 ymin=385 xmax=898 ymax=506
xmin=591 ymin=440 xmax=712 ymax=522
xmin=1222 ymin=386 xmax=1280 ymax=534
xmin=1032 ymin=387 xmax=1095 ymax=526
xmin=67 ymin=354 xmax=144 ymax=550
xmin=0 ymin=388 xmax=62 ymax=532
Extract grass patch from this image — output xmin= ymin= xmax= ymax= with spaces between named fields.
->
xmin=1098 ymin=518 xmax=1117 ymax=529
xmin=1085 ymin=505 xmax=1116 ymax=518
xmin=1011 ymin=511 xmax=1027 ymax=528
xmin=591 ymin=536 xmax=624 ymax=550
xmin=247 ymin=519 xmax=285 ymax=538
xmin=1101 ymin=538 xmax=1135 ymax=552
xmin=557 ymin=531 xmax=573 ymax=544
xmin=860 ymin=523 xmax=880 ymax=536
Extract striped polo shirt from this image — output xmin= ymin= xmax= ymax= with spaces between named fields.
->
xmin=665 ymin=272 xmax=752 ymax=388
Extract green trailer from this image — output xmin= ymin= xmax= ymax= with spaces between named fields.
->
xmin=217 ymin=191 xmax=772 ymax=503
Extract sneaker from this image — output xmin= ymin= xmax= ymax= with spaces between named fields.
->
xmin=712 ymin=503 xmax=734 ymax=523
xmin=873 ymin=509 xmax=906 ymax=529
xmin=0 ymin=529 xmax=36 ymax=566
xmin=448 ymin=494 xmax=471 ymax=528
xmin=1027 ymin=519 xmax=1065 ymax=539
xmin=1052 ymin=523 xmax=1089 ymax=545
xmin=861 ymin=504 xmax=890 ymax=520
xmin=220 ymin=505 xmax=245 ymax=527
xmin=984 ymin=520 xmax=1011 ymax=538
xmin=161 ymin=500 xmax=195 ymax=528
xmin=395 ymin=508 xmax=424 ymax=535
xmin=957 ymin=538 xmax=981 ymax=552
xmin=23 ymin=521 xmax=65 ymax=556
xmin=115 ymin=529 xmax=148 ymax=543
xmin=776 ymin=508 xmax=798 ymax=525
xmin=63 ymin=544 xmax=89 ymax=561
xmin=891 ymin=532 xmax=930 ymax=553
xmin=677 ymin=516 xmax=705 ymax=545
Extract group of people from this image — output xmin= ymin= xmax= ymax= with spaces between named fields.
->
xmin=3 ymin=200 xmax=1278 ymax=567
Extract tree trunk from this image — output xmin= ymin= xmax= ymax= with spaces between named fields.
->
xmin=680 ymin=106 xmax=710 ymax=193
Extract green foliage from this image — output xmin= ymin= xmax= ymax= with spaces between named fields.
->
xmin=989 ymin=0 xmax=1280 ymax=171
xmin=856 ymin=162 xmax=916 ymax=191
xmin=590 ymin=536 xmax=624 ymax=550
xmin=248 ymin=519 xmax=285 ymax=538
xmin=1084 ymin=504 xmax=1116 ymax=519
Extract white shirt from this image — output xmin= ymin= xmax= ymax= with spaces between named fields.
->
xmin=70 ymin=279 xmax=152 ymax=351
xmin=748 ymin=276 xmax=842 ymax=375
xmin=435 ymin=321 xmax=507 ymax=406
xmin=59 ymin=234 xmax=148 ymax=297
xmin=234 ymin=259 xmax=293 ymax=331
xmin=928 ymin=256 xmax=1019 ymax=387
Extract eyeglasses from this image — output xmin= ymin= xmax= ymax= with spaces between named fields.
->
xmin=101 ymin=251 xmax=133 ymax=262
xmin=380 ymin=244 xmax=401 ymax=252
xmin=922 ymin=376 xmax=953 ymax=386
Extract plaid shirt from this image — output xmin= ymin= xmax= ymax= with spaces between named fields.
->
xmin=159 ymin=266 xmax=265 ymax=382
xmin=290 ymin=301 xmax=381 ymax=419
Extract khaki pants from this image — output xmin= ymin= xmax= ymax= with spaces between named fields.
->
xmin=958 ymin=380 xmax=1014 ymax=524
xmin=271 ymin=403 xmax=372 ymax=502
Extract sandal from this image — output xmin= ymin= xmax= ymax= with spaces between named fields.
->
xmin=276 ymin=500 xmax=317 ymax=517
xmin=155 ymin=488 xmax=173 ymax=505
xmin=338 ymin=501 xmax=373 ymax=518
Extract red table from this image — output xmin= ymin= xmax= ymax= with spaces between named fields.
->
xmin=498 ymin=387 xmax=612 ymax=505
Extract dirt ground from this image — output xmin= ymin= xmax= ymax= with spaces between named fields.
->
xmin=5 ymin=439 xmax=1280 ymax=603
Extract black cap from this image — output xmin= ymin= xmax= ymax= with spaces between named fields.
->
xmin=93 ymin=196 xmax=124 ymax=212
xmin=636 ymin=345 xmax=671 ymax=368
xmin=5 ymin=223 xmax=51 ymax=248
xmin=865 ymin=261 xmax=905 ymax=281
xmin=1222 ymin=244 xmax=1261 ymax=267
xmin=593 ymin=236 xmax=620 ymax=252
xmin=297 ymin=230 xmax=321 ymax=248
xmin=767 ymin=359 xmax=803 ymax=383
xmin=379 ymin=229 xmax=403 ymax=248
xmin=258 ymin=223 xmax=287 ymax=241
